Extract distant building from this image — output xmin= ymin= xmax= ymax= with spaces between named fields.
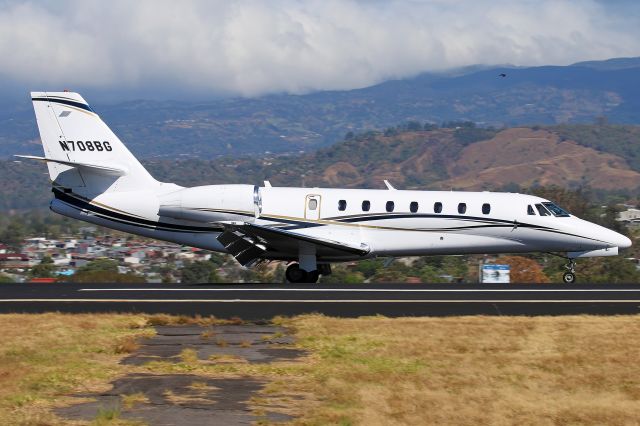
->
xmin=0 ymin=253 xmax=31 ymax=269
xmin=28 ymin=277 xmax=57 ymax=284
xmin=617 ymin=208 xmax=640 ymax=225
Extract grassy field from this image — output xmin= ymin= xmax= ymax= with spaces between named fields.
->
xmin=0 ymin=313 xmax=152 ymax=425
xmin=1 ymin=314 xmax=640 ymax=425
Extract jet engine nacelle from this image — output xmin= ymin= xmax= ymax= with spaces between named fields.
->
xmin=158 ymin=184 xmax=258 ymax=223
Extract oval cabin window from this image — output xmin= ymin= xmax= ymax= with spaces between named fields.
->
xmin=434 ymin=202 xmax=442 ymax=213
xmin=482 ymin=203 xmax=491 ymax=214
xmin=362 ymin=200 xmax=371 ymax=212
xmin=338 ymin=200 xmax=347 ymax=211
xmin=458 ymin=203 xmax=466 ymax=214
xmin=410 ymin=201 xmax=419 ymax=213
xmin=386 ymin=201 xmax=394 ymax=212
xmin=308 ymin=199 xmax=318 ymax=210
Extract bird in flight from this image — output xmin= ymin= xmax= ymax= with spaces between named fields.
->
xmin=499 ymin=73 xmax=507 ymax=77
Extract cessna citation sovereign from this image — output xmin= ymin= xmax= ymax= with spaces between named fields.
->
xmin=20 ymin=92 xmax=632 ymax=283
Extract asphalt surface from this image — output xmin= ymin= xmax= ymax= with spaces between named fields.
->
xmin=57 ymin=324 xmax=301 ymax=425
xmin=2 ymin=283 xmax=640 ymax=318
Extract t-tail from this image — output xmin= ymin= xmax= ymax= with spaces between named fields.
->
xmin=20 ymin=92 xmax=158 ymax=197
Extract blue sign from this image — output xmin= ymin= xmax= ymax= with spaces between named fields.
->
xmin=481 ymin=264 xmax=510 ymax=283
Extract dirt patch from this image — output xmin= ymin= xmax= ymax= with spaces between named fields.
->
xmin=56 ymin=324 xmax=305 ymax=425
xmin=55 ymin=373 xmax=291 ymax=425
xmin=123 ymin=325 xmax=304 ymax=365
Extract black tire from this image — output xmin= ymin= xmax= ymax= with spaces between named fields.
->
xmin=285 ymin=264 xmax=307 ymax=283
xmin=563 ymin=272 xmax=576 ymax=284
xmin=306 ymin=270 xmax=320 ymax=283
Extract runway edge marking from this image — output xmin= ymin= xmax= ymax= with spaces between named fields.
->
xmin=78 ymin=288 xmax=640 ymax=293
xmin=2 ymin=299 xmax=640 ymax=303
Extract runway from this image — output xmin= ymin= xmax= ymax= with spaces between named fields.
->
xmin=2 ymin=283 xmax=640 ymax=318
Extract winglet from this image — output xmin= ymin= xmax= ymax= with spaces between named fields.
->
xmin=383 ymin=180 xmax=396 ymax=190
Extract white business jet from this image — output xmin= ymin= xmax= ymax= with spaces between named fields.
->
xmin=19 ymin=92 xmax=632 ymax=283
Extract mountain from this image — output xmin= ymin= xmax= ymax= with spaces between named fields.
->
xmin=571 ymin=57 xmax=640 ymax=70
xmin=2 ymin=57 xmax=640 ymax=160
xmin=3 ymin=124 xmax=639 ymax=212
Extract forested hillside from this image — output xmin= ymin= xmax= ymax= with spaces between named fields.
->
xmin=3 ymin=123 xmax=639 ymax=211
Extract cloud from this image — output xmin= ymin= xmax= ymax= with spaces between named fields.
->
xmin=0 ymin=0 xmax=638 ymax=98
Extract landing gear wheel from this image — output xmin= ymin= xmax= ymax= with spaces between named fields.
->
xmin=562 ymin=272 xmax=576 ymax=284
xmin=562 ymin=258 xmax=577 ymax=284
xmin=306 ymin=270 xmax=320 ymax=283
xmin=286 ymin=264 xmax=307 ymax=283
xmin=285 ymin=263 xmax=320 ymax=283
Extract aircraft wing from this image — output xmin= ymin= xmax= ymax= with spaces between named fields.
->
xmin=216 ymin=222 xmax=370 ymax=266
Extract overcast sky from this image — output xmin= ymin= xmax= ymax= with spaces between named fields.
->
xmin=0 ymin=0 xmax=639 ymax=101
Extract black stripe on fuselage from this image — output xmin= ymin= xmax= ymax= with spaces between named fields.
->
xmin=53 ymin=189 xmax=221 ymax=233
xmin=326 ymin=212 xmax=549 ymax=229
xmin=266 ymin=212 xmax=610 ymax=244
xmin=32 ymin=96 xmax=94 ymax=113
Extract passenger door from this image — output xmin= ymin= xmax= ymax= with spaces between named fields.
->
xmin=305 ymin=195 xmax=321 ymax=220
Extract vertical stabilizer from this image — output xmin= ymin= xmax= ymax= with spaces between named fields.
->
xmin=30 ymin=91 xmax=157 ymax=194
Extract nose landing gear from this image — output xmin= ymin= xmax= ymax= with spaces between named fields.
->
xmin=562 ymin=259 xmax=576 ymax=284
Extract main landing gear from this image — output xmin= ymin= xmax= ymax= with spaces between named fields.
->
xmin=285 ymin=243 xmax=332 ymax=283
xmin=285 ymin=263 xmax=331 ymax=283
xmin=562 ymin=259 xmax=577 ymax=284
xmin=285 ymin=263 xmax=319 ymax=283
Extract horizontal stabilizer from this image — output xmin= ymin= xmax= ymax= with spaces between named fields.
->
xmin=14 ymin=155 xmax=127 ymax=176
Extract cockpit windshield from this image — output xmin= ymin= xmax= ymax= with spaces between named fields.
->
xmin=535 ymin=204 xmax=550 ymax=216
xmin=542 ymin=202 xmax=570 ymax=217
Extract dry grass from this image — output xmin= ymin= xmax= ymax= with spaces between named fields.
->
xmin=114 ymin=336 xmax=140 ymax=354
xmin=200 ymin=329 xmax=216 ymax=340
xmin=283 ymin=315 xmax=640 ymax=425
xmin=179 ymin=348 xmax=199 ymax=364
xmin=120 ymin=392 xmax=149 ymax=410
xmin=145 ymin=314 xmax=243 ymax=327
xmin=208 ymin=354 xmax=246 ymax=363
xmin=2 ymin=313 xmax=640 ymax=425
xmin=0 ymin=313 xmax=153 ymax=425
xmin=189 ymin=381 xmax=220 ymax=392
xmin=137 ymin=314 xmax=640 ymax=425
xmin=162 ymin=389 xmax=213 ymax=406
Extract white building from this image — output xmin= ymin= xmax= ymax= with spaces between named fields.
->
xmin=617 ymin=208 xmax=640 ymax=224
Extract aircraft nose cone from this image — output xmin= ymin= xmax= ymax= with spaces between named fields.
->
xmin=617 ymin=233 xmax=633 ymax=249
xmin=606 ymin=228 xmax=632 ymax=249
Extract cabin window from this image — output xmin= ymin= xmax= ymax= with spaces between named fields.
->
xmin=458 ymin=203 xmax=467 ymax=214
xmin=386 ymin=201 xmax=395 ymax=212
xmin=410 ymin=201 xmax=419 ymax=213
xmin=308 ymin=199 xmax=318 ymax=210
xmin=535 ymin=203 xmax=551 ymax=216
xmin=527 ymin=205 xmax=536 ymax=215
xmin=362 ymin=200 xmax=371 ymax=212
xmin=434 ymin=202 xmax=442 ymax=213
xmin=338 ymin=200 xmax=347 ymax=211
xmin=482 ymin=203 xmax=491 ymax=215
